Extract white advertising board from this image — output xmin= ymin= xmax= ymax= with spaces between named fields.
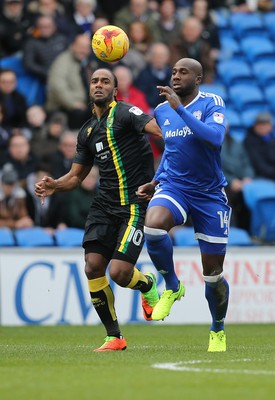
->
xmin=0 ymin=247 xmax=274 ymax=326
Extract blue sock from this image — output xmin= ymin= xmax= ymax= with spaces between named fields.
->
xmin=144 ymin=228 xmax=179 ymax=291
xmin=204 ymin=274 xmax=229 ymax=332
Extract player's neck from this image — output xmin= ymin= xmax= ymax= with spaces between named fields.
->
xmin=93 ymin=104 xmax=109 ymax=119
xmin=180 ymin=91 xmax=199 ymax=106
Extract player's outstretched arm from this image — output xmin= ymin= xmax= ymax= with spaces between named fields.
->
xmin=35 ymin=163 xmax=92 ymax=204
xmin=144 ymin=118 xmax=162 ymax=137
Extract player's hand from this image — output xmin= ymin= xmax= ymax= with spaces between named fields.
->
xmin=157 ymin=86 xmax=181 ymax=109
xmin=136 ymin=182 xmax=156 ymax=201
xmin=35 ymin=176 xmax=57 ymax=205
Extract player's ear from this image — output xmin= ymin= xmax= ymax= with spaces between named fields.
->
xmin=114 ymin=87 xmax=118 ymax=97
xmin=196 ymin=75 xmax=203 ymax=84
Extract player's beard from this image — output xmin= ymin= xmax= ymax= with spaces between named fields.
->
xmin=90 ymin=92 xmax=113 ymax=107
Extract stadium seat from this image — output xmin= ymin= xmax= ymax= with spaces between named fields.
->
xmin=257 ymin=198 xmax=275 ymax=242
xmin=252 ymin=60 xmax=275 ymax=88
xmin=262 ymin=12 xmax=275 ymax=40
xmin=229 ymin=128 xmax=247 ymax=142
xmin=173 ymin=227 xmax=198 ymax=247
xmin=228 ymin=84 xmax=265 ymax=111
xmin=226 ymin=108 xmax=242 ymax=129
xmin=219 ymin=37 xmax=243 ymax=60
xmin=14 ymin=227 xmax=55 ymax=247
xmin=228 ymin=227 xmax=254 ymax=246
xmin=200 ymin=84 xmax=227 ymax=101
xmin=217 ymin=59 xmax=253 ymax=86
xmin=229 ymin=12 xmax=264 ymax=39
xmin=0 ymin=56 xmax=26 ymax=76
xmin=240 ymin=37 xmax=275 ymax=63
xmin=263 ymin=85 xmax=275 ymax=112
xmin=0 ymin=228 xmax=16 ymax=246
xmin=54 ymin=228 xmax=84 ymax=247
xmin=242 ymin=179 xmax=275 ymax=241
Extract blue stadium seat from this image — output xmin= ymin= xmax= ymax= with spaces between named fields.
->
xmin=200 ymin=84 xmax=227 ymax=101
xmin=0 ymin=228 xmax=16 ymax=246
xmin=257 ymin=198 xmax=275 ymax=242
xmin=173 ymin=227 xmax=198 ymax=247
xmin=262 ymin=12 xmax=275 ymax=40
xmin=228 ymin=227 xmax=254 ymax=246
xmin=0 ymin=56 xmax=26 ymax=76
xmin=54 ymin=228 xmax=84 ymax=247
xmin=263 ymin=85 xmax=275 ymax=112
xmin=219 ymin=37 xmax=243 ymax=60
xmin=228 ymin=84 xmax=265 ymax=111
xmin=14 ymin=227 xmax=55 ymax=247
xmin=252 ymin=60 xmax=275 ymax=88
xmin=229 ymin=128 xmax=247 ymax=142
xmin=229 ymin=12 xmax=264 ymax=39
xmin=242 ymin=179 xmax=275 ymax=241
xmin=226 ymin=108 xmax=242 ymax=129
xmin=240 ymin=37 xmax=275 ymax=63
xmin=217 ymin=59 xmax=253 ymax=86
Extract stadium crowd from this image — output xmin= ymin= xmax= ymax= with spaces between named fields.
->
xmin=1 ymin=0 xmax=275 ymax=243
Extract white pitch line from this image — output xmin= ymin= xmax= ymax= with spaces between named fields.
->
xmin=152 ymin=359 xmax=275 ymax=376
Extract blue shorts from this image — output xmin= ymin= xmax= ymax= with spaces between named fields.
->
xmin=148 ymin=183 xmax=232 ymax=254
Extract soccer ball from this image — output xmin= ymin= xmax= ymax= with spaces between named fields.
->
xmin=91 ymin=25 xmax=130 ymax=63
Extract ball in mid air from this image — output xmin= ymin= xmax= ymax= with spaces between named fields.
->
xmin=91 ymin=25 xmax=130 ymax=62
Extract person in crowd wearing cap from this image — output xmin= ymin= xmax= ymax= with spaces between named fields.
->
xmin=0 ymin=163 xmax=34 ymax=228
xmin=244 ymin=112 xmax=275 ymax=180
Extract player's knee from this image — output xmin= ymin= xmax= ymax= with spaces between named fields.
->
xmin=84 ymin=254 xmax=103 ymax=280
xmin=109 ymin=267 xmax=129 ymax=287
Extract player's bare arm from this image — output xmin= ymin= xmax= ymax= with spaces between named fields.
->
xmin=35 ymin=163 xmax=92 ymax=203
xmin=143 ymin=118 xmax=162 ymax=137
xmin=157 ymin=85 xmax=181 ymax=109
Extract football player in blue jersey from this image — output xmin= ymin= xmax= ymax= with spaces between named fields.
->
xmin=138 ymin=58 xmax=230 ymax=352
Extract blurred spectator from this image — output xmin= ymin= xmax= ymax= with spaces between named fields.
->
xmin=229 ymin=0 xmax=258 ymax=12
xmin=25 ymin=163 xmax=67 ymax=230
xmin=257 ymin=0 xmax=274 ymax=11
xmin=25 ymin=104 xmax=47 ymax=139
xmin=0 ymin=0 xmax=31 ymax=58
xmin=113 ymin=65 xmax=150 ymax=113
xmin=114 ymin=0 xmax=161 ymax=42
xmin=27 ymin=0 xmax=74 ymax=38
xmin=221 ymin=126 xmax=255 ymax=231
xmin=244 ymin=112 xmax=275 ymax=180
xmin=96 ymin=0 xmax=127 ymax=23
xmin=88 ymin=16 xmax=114 ymax=73
xmin=23 ymin=14 xmax=69 ymax=83
xmin=169 ymin=16 xmax=216 ymax=83
xmin=127 ymin=20 xmax=154 ymax=60
xmin=69 ymin=0 xmax=98 ymax=35
xmin=0 ymin=162 xmax=34 ymax=228
xmin=0 ymin=68 xmax=28 ymax=130
xmin=65 ymin=165 xmax=99 ymax=228
xmin=48 ymin=130 xmax=77 ymax=178
xmin=0 ymin=134 xmax=39 ymax=187
xmin=190 ymin=0 xmax=221 ymax=62
xmin=156 ymin=0 xmax=182 ymax=47
xmin=30 ymin=110 xmax=68 ymax=169
xmin=0 ymin=102 xmax=11 ymax=158
xmin=46 ymin=34 xmax=91 ymax=130
xmin=134 ymin=42 xmax=171 ymax=111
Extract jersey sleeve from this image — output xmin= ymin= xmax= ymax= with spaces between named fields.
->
xmin=74 ymin=128 xmax=94 ymax=166
xmin=119 ymin=103 xmax=153 ymax=134
xmin=175 ymin=97 xmax=226 ymax=148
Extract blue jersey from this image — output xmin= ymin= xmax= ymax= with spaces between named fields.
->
xmin=154 ymin=91 xmax=227 ymax=191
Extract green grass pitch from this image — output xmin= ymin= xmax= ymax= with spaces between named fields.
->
xmin=1 ymin=324 xmax=275 ymax=400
